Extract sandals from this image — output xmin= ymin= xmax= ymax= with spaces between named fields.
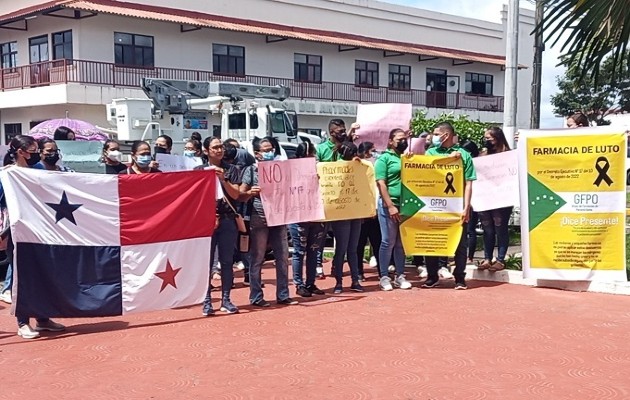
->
xmin=489 ymin=261 xmax=505 ymax=272
xmin=477 ymin=259 xmax=492 ymax=270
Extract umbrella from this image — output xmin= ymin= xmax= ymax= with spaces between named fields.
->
xmin=29 ymin=118 xmax=109 ymax=142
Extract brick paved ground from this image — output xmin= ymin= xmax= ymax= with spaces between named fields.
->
xmin=1 ymin=263 xmax=630 ymax=399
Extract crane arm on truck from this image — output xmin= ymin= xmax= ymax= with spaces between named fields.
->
xmin=141 ymin=78 xmax=291 ymax=115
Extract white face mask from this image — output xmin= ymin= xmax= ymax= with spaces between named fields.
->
xmin=107 ymin=150 xmax=122 ymax=163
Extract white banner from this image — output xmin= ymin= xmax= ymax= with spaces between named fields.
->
xmin=155 ymin=154 xmax=203 ymax=172
xmin=471 ymin=151 xmax=520 ymax=212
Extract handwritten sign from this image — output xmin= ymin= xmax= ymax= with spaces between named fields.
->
xmin=471 ymin=151 xmax=520 ymax=212
xmin=317 ymin=160 xmax=376 ymax=221
xmin=56 ymin=141 xmax=105 ymax=173
xmin=356 ymin=103 xmax=412 ymax=151
xmin=155 ymin=154 xmax=203 ymax=172
xmin=258 ymin=158 xmax=324 ymax=226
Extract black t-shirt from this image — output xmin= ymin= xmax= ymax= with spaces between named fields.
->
xmin=106 ymin=163 xmax=127 ymax=174
xmin=121 ymin=167 xmax=161 ymax=174
xmin=194 ymin=161 xmax=241 ymax=215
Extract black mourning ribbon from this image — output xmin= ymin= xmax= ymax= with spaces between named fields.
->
xmin=444 ymin=172 xmax=456 ymax=194
xmin=593 ymin=156 xmax=613 ymax=187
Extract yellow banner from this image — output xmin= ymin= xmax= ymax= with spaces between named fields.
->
xmin=525 ymin=133 xmax=626 ymax=277
xmin=399 ymin=155 xmax=464 ymax=256
xmin=317 ymin=160 xmax=376 ymax=222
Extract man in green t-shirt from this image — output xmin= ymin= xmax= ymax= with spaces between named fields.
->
xmin=423 ymin=122 xmax=476 ymax=290
xmin=316 ymin=119 xmax=359 ymax=162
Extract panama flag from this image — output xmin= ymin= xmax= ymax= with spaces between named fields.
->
xmin=1 ymin=167 xmax=216 ymax=317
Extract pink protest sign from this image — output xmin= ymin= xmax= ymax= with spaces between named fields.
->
xmin=407 ymin=137 xmax=426 ymax=155
xmin=356 ymin=103 xmax=412 ymax=151
xmin=258 ymin=158 xmax=325 ymax=226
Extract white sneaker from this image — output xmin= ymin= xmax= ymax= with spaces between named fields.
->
xmin=233 ymin=261 xmax=245 ymax=271
xmin=438 ymin=267 xmax=454 ymax=279
xmin=0 ymin=290 xmax=11 ymax=304
xmin=394 ymin=274 xmax=412 ymax=289
xmin=369 ymin=256 xmax=378 ymax=268
xmin=387 ymin=265 xmax=395 ymax=273
xmin=379 ymin=276 xmax=393 ymax=291
xmin=17 ymin=324 xmax=40 ymax=339
xmin=418 ymin=266 xmax=428 ymax=279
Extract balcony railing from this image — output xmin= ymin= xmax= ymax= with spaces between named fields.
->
xmin=0 ymin=59 xmax=504 ymax=112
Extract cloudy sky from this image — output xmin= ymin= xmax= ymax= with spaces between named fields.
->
xmin=382 ymin=0 xmax=565 ymax=128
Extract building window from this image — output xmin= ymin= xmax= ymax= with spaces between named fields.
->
xmin=213 ymin=44 xmax=245 ymax=76
xmin=355 ymin=60 xmax=379 ymax=87
xmin=1 ymin=41 xmax=17 ymax=70
xmin=52 ymin=30 xmax=73 ymax=61
xmin=388 ymin=64 xmax=411 ymax=90
xmin=114 ymin=32 xmax=154 ymax=67
xmin=29 ymin=35 xmax=49 ymax=63
xmin=465 ymin=72 xmax=493 ymax=96
xmin=294 ymin=53 xmax=322 ymax=83
xmin=4 ymin=123 xmax=22 ymax=145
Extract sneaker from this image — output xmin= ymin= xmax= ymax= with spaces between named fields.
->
xmin=422 ymin=279 xmax=440 ymax=288
xmin=202 ymin=301 xmax=215 ymax=316
xmin=277 ymin=297 xmax=298 ymax=305
xmin=306 ymin=284 xmax=325 ymax=295
xmin=252 ymin=299 xmax=271 ymax=307
xmin=388 ymin=265 xmax=395 ymax=273
xmin=333 ymin=282 xmax=343 ymax=294
xmin=0 ymin=290 xmax=11 ymax=304
xmin=369 ymin=256 xmax=378 ymax=268
xmin=34 ymin=319 xmax=66 ymax=332
xmin=357 ymin=273 xmax=366 ymax=282
xmin=296 ymin=286 xmax=313 ymax=298
xmin=417 ymin=266 xmax=428 ymax=279
xmin=316 ymin=266 xmax=325 ymax=279
xmin=350 ymin=281 xmax=364 ymax=292
xmin=233 ymin=261 xmax=245 ymax=271
xmin=220 ymin=300 xmax=239 ymax=314
xmin=438 ymin=267 xmax=454 ymax=279
xmin=17 ymin=324 xmax=40 ymax=339
xmin=454 ymin=281 xmax=468 ymax=290
xmin=379 ymin=276 xmax=393 ymax=291
xmin=394 ymin=274 xmax=412 ymax=289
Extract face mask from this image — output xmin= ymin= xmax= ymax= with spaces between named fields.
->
xmin=395 ymin=140 xmax=408 ymax=153
xmin=183 ymin=150 xmax=196 ymax=158
xmin=107 ymin=150 xmax=122 ymax=163
xmin=262 ymin=151 xmax=275 ymax=161
xmin=136 ymin=155 xmax=152 ymax=167
xmin=431 ymin=135 xmax=442 ymax=148
xmin=154 ymin=146 xmax=168 ymax=155
xmin=483 ymin=139 xmax=494 ymax=149
xmin=336 ymin=132 xmax=348 ymax=143
xmin=26 ymin=152 xmax=41 ymax=166
xmin=44 ymin=153 xmax=60 ymax=165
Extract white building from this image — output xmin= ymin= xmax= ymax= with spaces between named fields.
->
xmin=0 ymin=0 xmax=534 ymax=143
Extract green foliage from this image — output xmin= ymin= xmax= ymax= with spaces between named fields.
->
xmin=504 ymin=254 xmax=522 ymax=271
xmin=551 ymin=52 xmax=630 ymax=125
xmin=409 ymin=110 xmax=497 ymax=147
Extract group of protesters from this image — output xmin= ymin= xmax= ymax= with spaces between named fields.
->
xmin=0 ymin=116 xmax=523 ymax=339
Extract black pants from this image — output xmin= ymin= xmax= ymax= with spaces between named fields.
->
xmin=426 ymin=223 xmax=467 ymax=282
xmin=356 ymin=217 xmax=381 ymax=275
xmin=467 ymin=211 xmax=479 ymax=260
xmin=414 ymin=256 xmax=447 ymax=269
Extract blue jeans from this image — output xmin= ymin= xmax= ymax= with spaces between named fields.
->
xmin=480 ymin=207 xmax=512 ymax=263
xmin=2 ymin=263 xmax=12 ymax=293
xmin=377 ymin=198 xmax=405 ymax=277
xmin=289 ymin=222 xmax=325 ymax=287
xmin=203 ymin=216 xmax=238 ymax=307
xmin=330 ymin=219 xmax=362 ymax=282
xmin=249 ymin=218 xmax=290 ymax=303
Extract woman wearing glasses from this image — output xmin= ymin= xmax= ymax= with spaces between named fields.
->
xmin=37 ymin=139 xmax=74 ymax=172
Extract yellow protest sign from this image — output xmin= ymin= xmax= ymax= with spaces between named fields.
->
xmin=399 ymin=155 xmax=464 ymax=256
xmin=520 ymin=130 xmax=627 ymax=281
xmin=317 ymin=160 xmax=376 ymax=221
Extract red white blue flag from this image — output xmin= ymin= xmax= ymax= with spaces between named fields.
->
xmin=1 ymin=167 xmax=217 ymax=317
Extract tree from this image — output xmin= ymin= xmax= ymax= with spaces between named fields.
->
xmin=410 ymin=110 xmax=496 ymax=145
xmin=550 ymin=52 xmax=630 ymax=125
xmin=540 ymin=0 xmax=630 ymax=83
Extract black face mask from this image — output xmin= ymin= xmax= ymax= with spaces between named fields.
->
xmin=154 ymin=146 xmax=168 ymax=155
xmin=396 ymin=140 xmax=408 ymax=153
xmin=483 ymin=139 xmax=494 ymax=150
xmin=335 ymin=132 xmax=348 ymax=143
xmin=26 ymin=152 xmax=41 ymax=166
xmin=44 ymin=153 xmax=60 ymax=165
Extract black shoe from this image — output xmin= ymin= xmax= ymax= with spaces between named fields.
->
xmin=277 ymin=297 xmax=298 ymax=305
xmin=220 ymin=300 xmax=239 ymax=314
xmin=252 ymin=299 xmax=271 ymax=307
xmin=357 ymin=274 xmax=366 ymax=282
xmin=350 ymin=281 xmax=364 ymax=292
xmin=333 ymin=282 xmax=343 ymax=294
xmin=454 ymin=281 xmax=468 ymax=290
xmin=422 ymin=279 xmax=440 ymax=288
xmin=296 ymin=286 xmax=312 ymax=298
xmin=306 ymin=284 xmax=325 ymax=295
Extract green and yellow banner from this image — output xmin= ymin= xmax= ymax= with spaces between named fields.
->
xmin=400 ymin=155 xmax=464 ymax=256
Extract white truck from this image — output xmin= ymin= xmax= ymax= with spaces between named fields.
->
xmin=104 ymin=78 xmax=322 ymax=155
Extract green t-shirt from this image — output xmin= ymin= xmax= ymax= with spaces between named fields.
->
xmin=374 ymin=149 xmax=402 ymax=206
xmin=316 ymin=139 xmax=337 ymax=162
xmin=426 ymin=144 xmax=477 ymax=181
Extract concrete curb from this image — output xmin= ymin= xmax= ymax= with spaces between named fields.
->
xmin=466 ymin=266 xmax=630 ymax=296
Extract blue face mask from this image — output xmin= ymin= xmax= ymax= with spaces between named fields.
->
xmin=262 ymin=151 xmax=275 ymax=161
xmin=183 ymin=150 xmax=195 ymax=158
xmin=136 ymin=155 xmax=152 ymax=167
xmin=431 ymin=135 xmax=443 ymax=148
